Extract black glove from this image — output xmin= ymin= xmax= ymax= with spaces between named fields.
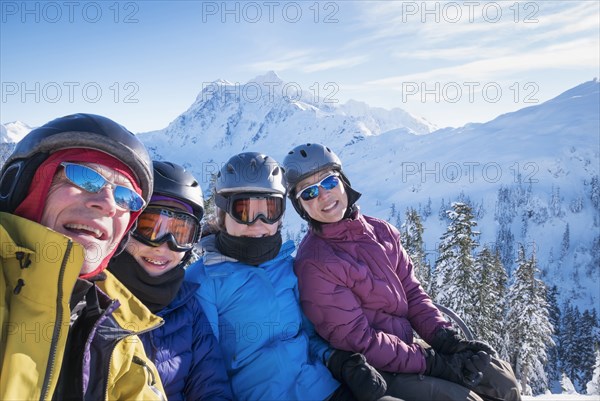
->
xmin=423 ymin=348 xmax=491 ymax=388
xmin=327 ymin=350 xmax=387 ymax=401
xmin=430 ymin=328 xmax=497 ymax=357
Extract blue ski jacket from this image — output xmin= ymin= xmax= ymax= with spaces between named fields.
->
xmin=139 ymin=280 xmax=233 ymax=401
xmin=185 ymin=237 xmax=340 ymax=401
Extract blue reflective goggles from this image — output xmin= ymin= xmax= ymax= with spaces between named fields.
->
xmin=60 ymin=162 xmax=145 ymax=212
xmin=296 ymin=173 xmax=340 ymax=201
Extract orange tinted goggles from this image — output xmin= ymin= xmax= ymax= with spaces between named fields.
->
xmin=216 ymin=193 xmax=285 ymax=225
xmin=132 ymin=206 xmax=200 ymax=251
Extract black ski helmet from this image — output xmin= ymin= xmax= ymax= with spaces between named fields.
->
xmin=282 ymin=143 xmax=360 ymax=221
xmin=0 ymin=113 xmax=153 ymax=213
xmin=215 ymin=152 xmax=286 ymax=196
xmin=152 ymin=161 xmax=204 ymax=221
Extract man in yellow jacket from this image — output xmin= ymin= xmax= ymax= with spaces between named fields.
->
xmin=0 ymin=113 xmax=167 ymax=400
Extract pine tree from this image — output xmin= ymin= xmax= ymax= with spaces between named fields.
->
xmin=433 ymin=202 xmax=480 ymax=330
xmin=560 ymin=302 xmax=581 ymax=385
xmin=401 ymin=207 xmax=431 ymax=292
xmin=590 ymin=175 xmax=600 ymax=210
xmin=496 ymin=225 xmax=515 ymax=274
xmin=577 ymin=309 xmax=599 ymax=390
xmin=388 ymin=202 xmax=397 ymax=223
xmin=422 ymin=197 xmax=432 ymax=219
xmin=550 ymin=185 xmax=565 ymax=218
xmin=495 ymin=185 xmax=516 ymax=225
xmin=505 ymin=244 xmax=554 ymax=395
xmin=438 ymin=198 xmax=447 ymax=221
xmin=473 ymin=247 xmax=507 ymax=353
xmin=586 ymin=347 xmax=600 ymax=395
xmin=561 ymin=223 xmax=570 ymax=260
xmin=202 ymin=172 xmax=219 ymax=231
xmin=546 ymin=286 xmax=562 ymax=390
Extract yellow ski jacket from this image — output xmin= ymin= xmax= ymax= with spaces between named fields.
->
xmin=1 ymin=212 xmax=166 ymax=400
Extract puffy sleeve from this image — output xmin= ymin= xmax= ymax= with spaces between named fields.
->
xmin=186 ymin=298 xmax=233 ymax=400
xmin=295 ymin=255 xmax=426 ymax=374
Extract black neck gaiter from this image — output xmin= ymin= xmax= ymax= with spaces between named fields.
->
xmin=108 ymin=251 xmax=184 ymax=313
xmin=215 ymin=230 xmax=282 ymax=266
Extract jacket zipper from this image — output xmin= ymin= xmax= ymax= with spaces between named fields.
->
xmin=40 ymin=240 xmax=73 ymax=401
xmin=102 ymin=303 xmax=164 ymax=400
xmin=132 ymin=356 xmax=167 ymax=401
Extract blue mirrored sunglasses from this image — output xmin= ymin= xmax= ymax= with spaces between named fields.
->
xmin=60 ymin=162 xmax=145 ymax=212
xmin=296 ymin=173 xmax=340 ymax=201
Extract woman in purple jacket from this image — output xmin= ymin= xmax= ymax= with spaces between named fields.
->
xmin=283 ymin=143 xmax=521 ymax=401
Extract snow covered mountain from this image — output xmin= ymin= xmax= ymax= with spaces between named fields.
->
xmin=2 ymin=75 xmax=598 ymax=313
xmin=138 ymin=71 xmax=436 ymax=166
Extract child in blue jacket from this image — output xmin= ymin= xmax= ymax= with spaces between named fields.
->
xmin=109 ymin=161 xmax=232 ymax=401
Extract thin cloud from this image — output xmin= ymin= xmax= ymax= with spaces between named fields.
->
xmin=365 ymin=37 xmax=599 ymax=87
xmin=346 ymin=1 xmax=598 ymax=51
xmin=248 ymin=50 xmax=367 ymax=74
xmin=302 ymin=55 xmax=368 ymax=73
xmin=248 ymin=50 xmax=314 ymax=73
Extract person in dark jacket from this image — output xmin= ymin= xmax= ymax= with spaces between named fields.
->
xmin=185 ymin=152 xmax=403 ymax=401
xmin=108 ymin=161 xmax=233 ymax=401
xmin=283 ymin=143 xmax=522 ymax=401
xmin=0 ymin=113 xmax=166 ymax=400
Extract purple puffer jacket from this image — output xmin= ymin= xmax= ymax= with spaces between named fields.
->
xmin=295 ymin=211 xmax=450 ymax=374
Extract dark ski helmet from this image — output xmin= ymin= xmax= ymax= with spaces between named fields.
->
xmin=282 ymin=143 xmax=360 ymax=221
xmin=215 ymin=152 xmax=286 ymax=196
xmin=0 ymin=113 xmax=153 ymax=213
xmin=283 ymin=143 xmax=342 ymax=191
xmin=152 ymin=161 xmax=204 ymax=221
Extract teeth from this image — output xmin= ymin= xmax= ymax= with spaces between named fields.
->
xmin=65 ymin=224 xmax=102 ymax=239
xmin=322 ymin=202 xmax=336 ymax=212
xmin=143 ymin=257 xmax=168 ymax=266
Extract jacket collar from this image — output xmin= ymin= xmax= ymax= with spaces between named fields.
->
xmin=312 ymin=208 xmax=368 ymax=240
xmin=96 ymin=270 xmax=164 ymax=334
xmin=159 ymin=281 xmax=200 ymax=314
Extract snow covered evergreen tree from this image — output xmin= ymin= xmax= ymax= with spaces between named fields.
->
xmin=505 ymin=244 xmax=554 ymax=395
xmin=560 ymin=223 xmax=570 ymax=260
xmin=590 ymin=175 xmax=600 ymax=210
xmin=560 ymin=302 xmax=582 ymax=388
xmin=586 ymin=347 xmax=600 ymax=395
xmin=401 ymin=207 xmax=431 ymax=292
xmin=496 ymin=225 xmax=515 ymax=274
xmin=201 ymin=172 xmax=218 ymax=231
xmin=577 ymin=309 xmax=599 ymax=390
xmin=473 ymin=247 xmax=507 ymax=354
xmin=432 ymin=202 xmax=480 ymax=330
xmin=550 ymin=185 xmax=565 ymax=218
xmin=546 ymin=285 xmax=562 ymax=391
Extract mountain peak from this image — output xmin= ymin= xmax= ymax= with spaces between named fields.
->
xmin=550 ymin=79 xmax=599 ymax=102
xmin=247 ymin=71 xmax=283 ymax=85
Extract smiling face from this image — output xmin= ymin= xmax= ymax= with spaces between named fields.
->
xmin=125 ymin=200 xmax=187 ymax=277
xmin=224 ymin=198 xmax=280 ymax=238
xmin=296 ymin=170 xmax=348 ymax=224
xmin=40 ymin=162 xmax=134 ymax=276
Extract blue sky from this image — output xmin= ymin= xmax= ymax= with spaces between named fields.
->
xmin=1 ymin=1 xmax=598 ymax=132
